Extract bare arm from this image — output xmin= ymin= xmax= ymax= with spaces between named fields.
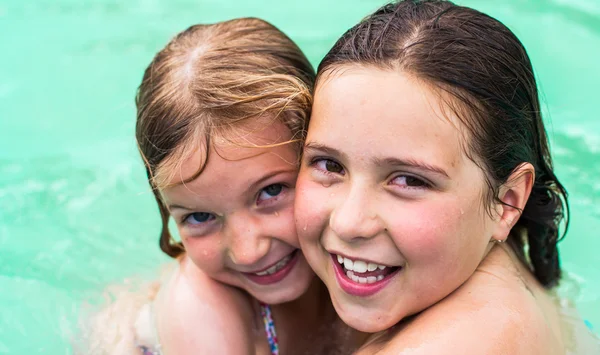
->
xmin=359 ymin=249 xmax=563 ymax=355
xmin=154 ymin=257 xmax=257 ymax=355
xmin=368 ymin=299 xmax=531 ymax=355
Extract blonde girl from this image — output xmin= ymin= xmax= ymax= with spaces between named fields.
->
xmin=84 ymin=17 xmax=355 ymax=355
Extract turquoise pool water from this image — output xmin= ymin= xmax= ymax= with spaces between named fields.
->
xmin=0 ymin=0 xmax=598 ymax=353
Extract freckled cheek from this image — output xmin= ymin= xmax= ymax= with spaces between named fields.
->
xmin=181 ymin=236 xmax=225 ymax=274
xmin=269 ymin=204 xmax=300 ymax=247
xmin=294 ymin=178 xmax=330 ymax=243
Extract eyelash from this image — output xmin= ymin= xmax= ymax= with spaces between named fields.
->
xmin=256 ymin=183 xmax=287 ymax=206
xmin=181 ymin=212 xmax=215 ymax=226
xmin=309 ymin=157 xmax=345 ymax=176
xmin=179 ymin=183 xmax=288 ymax=227
xmin=309 ymin=157 xmax=432 ymax=190
xmin=389 ymin=174 xmax=431 ymax=190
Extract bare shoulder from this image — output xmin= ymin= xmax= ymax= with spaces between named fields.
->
xmin=362 ymin=247 xmax=564 ymax=355
xmin=155 ymin=256 xmax=257 ymax=355
xmin=77 ymin=278 xmax=161 ymax=355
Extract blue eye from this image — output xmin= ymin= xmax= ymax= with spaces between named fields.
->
xmin=257 ymin=184 xmax=284 ymax=203
xmin=185 ymin=212 xmax=215 ymax=225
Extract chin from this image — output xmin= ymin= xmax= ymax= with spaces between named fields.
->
xmin=332 ymin=296 xmax=400 ymax=333
xmin=251 ymin=266 xmax=315 ymax=305
xmin=254 ymin=289 xmax=300 ymax=305
xmin=345 ymin=316 xmax=396 ymax=333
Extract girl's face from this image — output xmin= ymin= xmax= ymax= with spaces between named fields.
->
xmin=295 ymin=67 xmax=504 ymax=332
xmin=161 ymin=121 xmax=314 ymax=305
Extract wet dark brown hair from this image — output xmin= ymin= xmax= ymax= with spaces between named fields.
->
xmin=136 ymin=18 xmax=315 ymax=258
xmin=316 ymin=0 xmax=568 ymax=287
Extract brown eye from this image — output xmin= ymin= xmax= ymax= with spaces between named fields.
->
xmin=405 ymin=176 xmax=427 ymax=187
xmin=391 ymin=175 xmax=429 ymax=188
xmin=315 ymin=159 xmax=345 ymax=174
xmin=325 ymin=160 xmax=344 ymax=173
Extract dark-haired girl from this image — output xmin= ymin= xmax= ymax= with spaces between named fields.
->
xmin=295 ymin=1 xmax=599 ymax=353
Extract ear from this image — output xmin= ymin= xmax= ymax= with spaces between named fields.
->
xmin=491 ymin=163 xmax=535 ymax=242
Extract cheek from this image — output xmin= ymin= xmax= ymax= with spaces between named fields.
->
xmin=268 ymin=204 xmax=299 ymax=247
xmin=387 ymin=198 xmax=478 ymax=264
xmin=180 ymin=235 xmax=224 ymax=273
xmin=294 ymin=175 xmax=329 ymax=243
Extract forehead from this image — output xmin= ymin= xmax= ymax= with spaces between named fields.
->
xmin=310 ymin=67 xmax=466 ymax=169
xmin=162 ymin=119 xmax=297 ymax=191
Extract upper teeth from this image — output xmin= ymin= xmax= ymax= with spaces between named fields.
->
xmin=336 ymin=255 xmax=387 ymax=273
xmin=254 ymin=254 xmax=293 ymax=276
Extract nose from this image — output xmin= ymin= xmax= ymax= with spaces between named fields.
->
xmin=329 ymin=183 xmax=384 ymax=242
xmin=225 ymin=212 xmax=271 ymax=267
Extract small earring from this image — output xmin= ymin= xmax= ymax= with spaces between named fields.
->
xmin=490 ymin=237 xmax=505 ymax=244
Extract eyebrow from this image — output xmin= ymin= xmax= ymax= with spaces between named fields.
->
xmin=373 ymin=157 xmax=449 ymax=178
xmin=304 ymin=142 xmax=348 ymax=160
xmin=166 ymin=167 xmax=296 ymax=212
xmin=168 ymin=204 xmax=193 ymax=211
xmin=304 ymin=142 xmax=449 ymax=178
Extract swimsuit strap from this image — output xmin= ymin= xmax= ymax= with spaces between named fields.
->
xmin=134 ymin=302 xmax=163 ymax=355
xmin=138 ymin=345 xmax=161 ymax=355
xmin=259 ymin=303 xmax=279 ymax=355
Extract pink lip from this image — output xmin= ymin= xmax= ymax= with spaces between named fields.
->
xmin=331 ymin=254 xmax=399 ymax=297
xmin=242 ymin=250 xmax=299 ymax=285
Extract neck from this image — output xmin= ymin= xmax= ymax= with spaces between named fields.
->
xmin=269 ymin=276 xmax=332 ymax=353
xmin=271 ymin=275 xmax=329 ymax=322
xmin=271 ymin=276 xmax=368 ymax=354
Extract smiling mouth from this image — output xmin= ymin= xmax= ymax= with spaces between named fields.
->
xmin=253 ymin=252 xmax=295 ymax=276
xmin=331 ymin=253 xmax=402 ymax=296
xmin=335 ymin=254 xmax=400 ymax=283
xmin=242 ymin=250 xmax=299 ymax=285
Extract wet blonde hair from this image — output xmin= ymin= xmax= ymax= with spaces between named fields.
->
xmin=135 ymin=17 xmax=314 ymax=257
